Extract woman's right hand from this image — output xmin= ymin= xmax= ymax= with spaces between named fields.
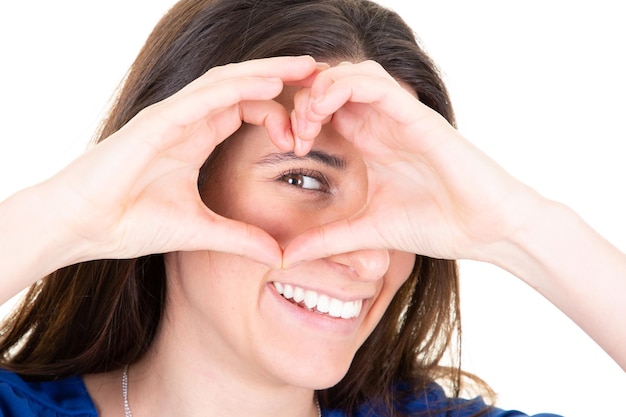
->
xmin=0 ymin=56 xmax=318 ymax=297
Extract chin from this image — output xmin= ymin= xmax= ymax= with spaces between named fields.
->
xmin=264 ymin=343 xmax=359 ymax=390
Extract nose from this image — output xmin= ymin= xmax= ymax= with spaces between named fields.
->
xmin=327 ymin=249 xmax=390 ymax=281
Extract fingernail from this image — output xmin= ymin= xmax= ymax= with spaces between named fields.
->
xmin=283 ymin=125 xmax=295 ymax=150
xmin=315 ymin=62 xmax=330 ymax=70
xmin=294 ymin=138 xmax=304 ymax=156
xmin=290 ymin=110 xmax=298 ymax=140
xmin=297 ymin=117 xmax=309 ymax=140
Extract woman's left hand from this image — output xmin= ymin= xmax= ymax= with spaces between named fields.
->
xmin=283 ymin=60 xmax=543 ymax=266
xmin=282 ymin=61 xmax=626 ymax=371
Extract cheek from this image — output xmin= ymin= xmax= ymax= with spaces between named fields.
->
xmin=381 ymin=251 xmax=417 ymax=301
xmin=208 ymin=177 xmax=354 ymax=248
xmin=164 ymin=249 xmax=264 ymax=312
xmin=356 ymin=251 xmax=416 ymax=343
xmin=202 ymin=169 xmax=327 ymax=248
xmin=233 ymin=196 xmax=326 ymax=247
xmin=391 ymin=251 xmax=417 ymax=284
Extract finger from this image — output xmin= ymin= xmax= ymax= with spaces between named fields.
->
xmin=125 ymin=76 xmax=286 ymax=157
xmin=290 ymin=87 xmax=318 ymax=155
xmin=180 ymin=56 xmax=318 ymax=96
xmin=282 ymin=215 xmax=389 ymax=268
xmin=284 ymin=62 xmax=331 ymax=88
xmin=307 ymin=74 xmax=451 ymax=157
xmin=239 ymin=100 xmax=293 ymax=151
xmin=153 ymin=76 xmax=286 ymax=129
xmin=182 ymin=206 xmax=283 ymax=268
xmin=302 ymin=60 xmax=427 ymax=131
xmin=290 ymin=109 xmax=314 ymax=156
xmin=308 ymin=60 xmax=394 ymax=100
xmin=310 ymin=75 xmax=410 ymax=122
xmin=291 ymin=63 xmax=399 ymax=143
xmin=207 ymin=217 xmax=283 ymax=268
xmin=290 ymin=87 xmax=332 ymax=155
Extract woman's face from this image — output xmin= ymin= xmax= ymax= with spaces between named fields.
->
xmin=164 ymin=88 xmax=415 ymax=389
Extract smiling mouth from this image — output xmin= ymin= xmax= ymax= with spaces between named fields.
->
xmin=272 ymin=282 xmax=363 ymax=319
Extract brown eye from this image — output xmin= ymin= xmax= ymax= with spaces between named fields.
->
xmin=280 ymin=171 xmax=325 ymax=190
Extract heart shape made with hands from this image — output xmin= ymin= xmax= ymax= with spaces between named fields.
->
xmin=192 ymin=78 xmax=375 ymax=269
xmin=225 ymin=64 xmax=507 ymax=268
xmin=193 ymin=59 xmax=479 ymax=270
xmin=59 ymin=56 xmax=472 ymax=272
xmin=211 ymin=78 xmax=424 ymax=269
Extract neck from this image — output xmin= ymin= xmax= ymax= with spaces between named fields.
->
xmin=130 ymin=354 xmax=318 ymax=417
xmin=122 ymin=310 xmax=319 ymax=417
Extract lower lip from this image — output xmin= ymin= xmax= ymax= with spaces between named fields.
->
xmin=264 ymin=283 xmax=366 ymax=335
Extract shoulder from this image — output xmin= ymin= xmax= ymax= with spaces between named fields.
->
xmin=322 ymin=383 xmax=563 ymax=417
xmin=401 ymin=383 xmax=563 ymax=417
xmin=0 ymin=368 xmax=96 ymax=417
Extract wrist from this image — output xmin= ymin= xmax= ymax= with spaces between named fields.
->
xmin=476 ymin=195 xmax=569 ymax=287
xmin=480 ymin=193 xmax=626 ymax=369
xmin=0 ymin=184 xmax=91 ymax=286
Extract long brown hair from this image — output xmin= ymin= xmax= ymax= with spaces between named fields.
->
xmin=0 ymin=0 xmax=487 ymax=415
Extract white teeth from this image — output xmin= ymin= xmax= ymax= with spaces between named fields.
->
xmin=304 ymin=290 xmax=317 ymax=309
xmin=293 ymin=287 xmax=305 ymax=303
xmin=272 ymin=282 xmax=363 ymax=319
xmin=342 ymin=299 xmax=362 ymax=319
xmin=283 ymin=284 xmax=294 ymax=299
xmin=328 ymin=298 xmax=343 ymax=318
xmin=316 ymin=294 xmax=330 ymax=313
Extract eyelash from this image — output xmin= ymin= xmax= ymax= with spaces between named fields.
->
xmin=277 ymin=168 xmax=330 ymax=193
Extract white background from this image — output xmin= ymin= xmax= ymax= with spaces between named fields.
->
xmin=0 ymin=1 xmax=624 ymax=416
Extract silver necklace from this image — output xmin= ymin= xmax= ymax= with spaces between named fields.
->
xmin=122 ymin=365 xmax=322 ymax=417
xmin=122 ymin=365 xmax=132 ymax=417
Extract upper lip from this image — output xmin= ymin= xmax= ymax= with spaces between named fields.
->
xmin=268 ymin=279 xmax=376 ymax=303
xmin=266 ymin=258 xmax=381 ymax=302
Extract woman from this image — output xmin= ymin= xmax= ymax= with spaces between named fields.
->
xmin=0 ymin=1 xmax=623 ymax=416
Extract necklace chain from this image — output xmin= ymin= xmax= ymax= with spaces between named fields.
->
xmin=122 ymin=365 xmax=132 ymax=417
xmin=122 ymin=365 xmax=322 ymax=417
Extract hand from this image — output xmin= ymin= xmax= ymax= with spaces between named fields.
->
xmin=38 ymin=56 xmax=320 ymax=268
xmin=283 ymin=60 xmax=543 ymax=265
xmin=281 ymin=61 xmax=626 ymax=373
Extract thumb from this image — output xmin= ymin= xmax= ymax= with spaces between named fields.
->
xmin=282 ymin=216 xmax=385 ymax=268
xmin=187 ymin=210 xmax=283 ymax=269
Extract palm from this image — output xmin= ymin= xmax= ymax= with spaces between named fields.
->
xmin=284 ymin=62 xmax=537 ymax=264
xmin=44 ymin=56 xmax=321 ymax=267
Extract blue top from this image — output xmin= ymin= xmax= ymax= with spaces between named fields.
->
xmin=0 ymin=369 xmax=561 ymax=417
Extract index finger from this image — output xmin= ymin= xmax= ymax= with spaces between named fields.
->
xmin=180 ymin=56 xmax=320 ymax=97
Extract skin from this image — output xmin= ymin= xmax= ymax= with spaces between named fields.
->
xmin=3 ymin=56 xmax=625 ymax=417
xmin=285 ymin=60 xmax=626 ymax=369
xmin=181 ymin=87 xmax=414 ymax=388
xmin=0 ymin=56 xmax=320 ymax=302
xmin=140 ymin=103 xmax=415 ymax=412
xmin=84 ymin=83 xmax=415 ymax=417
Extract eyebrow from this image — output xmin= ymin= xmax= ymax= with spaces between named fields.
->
xmin=255 ymin=150 xmax=347 ymax=170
